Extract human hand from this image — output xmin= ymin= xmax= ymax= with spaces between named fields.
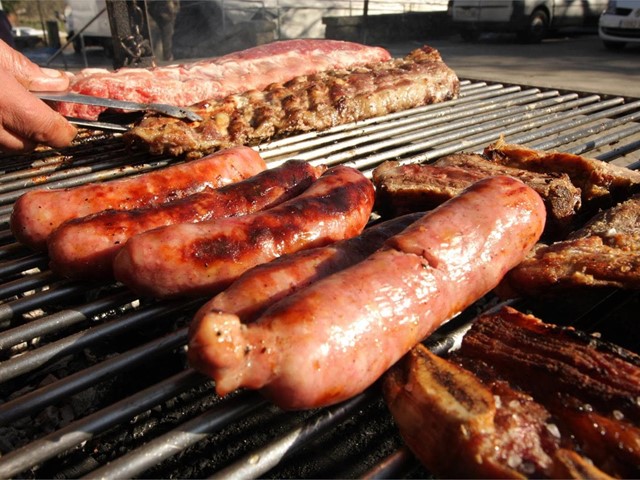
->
xmin=0 ymin=40 xmax=77 ymax=152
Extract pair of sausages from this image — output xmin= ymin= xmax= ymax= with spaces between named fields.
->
xmin=11 ymin=146 xmax=267 ymax=251
xmin=188 ymin=176 xmax=546 ymax=410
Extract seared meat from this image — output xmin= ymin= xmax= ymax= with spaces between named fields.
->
xmin=485 ymin=138 xmax=640 ymax=206
xmin=453 ymin=306 xmax=640 ymax=477
xmin=58 ymin=39 xmax=392 ymax=120
xmin=384 ymin=344 xmax=611 ymax=479
xmin=372 ymin=160 xmax=486 ymax=215
xmin=126 ymin=46 xmax=460 ymax=157
xmin=500 ymin=194 xmax=640 ymax=296
xmin=372 ymin=152 xmax=582 ymax=236
xmin=435 ymin=153 xmax=582 ymax=235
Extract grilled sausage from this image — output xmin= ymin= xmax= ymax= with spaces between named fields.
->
xmin=113 ymin=165 xmax=375 ymax=298
xmin=200 ymin=212 xmax=424 ymax=323
xmin=47 ymin=160 xmax=324 ymax=280
xmin=188 ymin=176 xmax=546 ymax=410
xmin=10 ymin=146 xmax=266 ymax=251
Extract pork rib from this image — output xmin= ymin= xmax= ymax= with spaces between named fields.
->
xmin=57 ymin=39 xmax=392 ymax=120
xmin=485 ymin=138 xmax=640 ymax=205
xmin=383 ymin=344 xmax=609 ymax=479
xmin=454 ymin=306 xmax=640 ymax=477
xmin=499 ymin=193 xmax=640 ymax=297
xmin=373 ymin=153 xmax=581 ymax=237
xmin=126 ymin=46 xmax=460 ymax=157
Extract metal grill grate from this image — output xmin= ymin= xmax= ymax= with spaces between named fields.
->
xmin=0 ymin=80 xmax=639 ymax=479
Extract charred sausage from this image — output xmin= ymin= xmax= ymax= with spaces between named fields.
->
xmin=200 ymin=212 xmax=424 ymax=323
xmin=113 ymin=165 xmax=375 ymax=298
xmin=47 ymin=160 xmax=324 ymax=280
xmin=188 ymin=176 xmax=546 ymax=410
xmin=10 ymin=146 xmax=266 ymax=251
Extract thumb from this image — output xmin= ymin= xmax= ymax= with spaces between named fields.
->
xmin=0 ymin=39 xmax=70 ymax=91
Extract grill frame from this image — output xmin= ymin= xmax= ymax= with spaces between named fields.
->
xmin=0 ymin=79 xmax=639 ymax=478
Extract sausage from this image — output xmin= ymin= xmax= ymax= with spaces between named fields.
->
xmin=187 ymin=176 xmax=546 ymax=410
xmin=10 ymin=146 xmax=266 ymax=251
xmin=198 ymin=212 xmax=424 ymax=324
xmin=113 ymin=165 xmax=375 ymax=298
xmin=47 ymin=160 xmax=324 ymax=280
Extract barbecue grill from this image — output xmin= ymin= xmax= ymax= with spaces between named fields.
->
xmin=0 ymin=79 xmax=639 ymax=479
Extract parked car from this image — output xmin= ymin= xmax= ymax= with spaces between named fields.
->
xmin=448 ymin=0 xmax=608 ymax=43
xmin=598 ymin=0 xmax=640 ymax=50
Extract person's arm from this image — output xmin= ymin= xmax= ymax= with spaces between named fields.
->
xmin=0 ymin=40 xmax=77 ymax=152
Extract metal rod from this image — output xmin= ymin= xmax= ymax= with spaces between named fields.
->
xmin=0 ymin=369 xmax=205 ymax=479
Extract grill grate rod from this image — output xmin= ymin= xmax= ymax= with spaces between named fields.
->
xmin=352 ymin=96 xmax=607 ymax=174
xmin=0 ymin=280 xmax=91 ymax=324
xmin=560 ymin=123 xmax=640 ymax=157
xmin=267 ymin=90 xmax=563 ymax=166
xmin=361 ymin=447 xmax=416 ymax=480
xmin=0 ymin=299 xmax=200 ymax=388
xmin=0 ymin=242 xmax=30 ymax=261
xmin=526 ymin=103 xmax=640 ymax=151
xmin=259 ymin=84 xmax=536 ymax=161
xmin=0 ymin=369 xmax=205 ymax=479
xmin=0 ymin=289 xmax=132 ymax=351
xmin=86 ymin=390 xmax=268 ymax=480
xmin=0 ymin=325 xmax=188 ymax=426
xmin=306 ymin=93 xmax=585 ymax=170
xmin=357 ymin=95 xmax=628 ymax=173
xmin=0 ymin=270 xmax=54 ymax=300
xmin=211 ymin=391 xmax=375 ymax=480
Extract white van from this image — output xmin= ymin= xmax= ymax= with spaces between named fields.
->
xmin=448 ymin=0 xmax=608 ymax=42
xmin=65 ymin=0 xmax=113 ymax=55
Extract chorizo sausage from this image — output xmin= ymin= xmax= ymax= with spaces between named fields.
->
xmin=113 ymin=165 xmax=375 ymax=298
xmin=11 ymin=146 xmax=266 ymax=251
xmin=188 ymin=176 xmax=546 ymax=410
xmin=48 ymin=160 xmax=324 ymax=280
xmin=200 ymin=212 xmax=424 ymax=323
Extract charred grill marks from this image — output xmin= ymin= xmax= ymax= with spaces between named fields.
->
xmin=126 ymin=46 xmax=460 ymax=156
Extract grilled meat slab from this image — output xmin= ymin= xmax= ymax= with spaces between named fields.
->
xmin=453 ymin=306 xmax=640 ymax=477
xmin=383 ymin=344 xmax=608 ymax=479
xmin=57 ymin=39 xmax=392 ymax=120
xmin=485 ymin=139 xmax=640 ymax=205
xmin=372 ymin=160 xmax=486 ymax=215
xmin=500 ymin=194 xmax=640 ymax=296
xmin=126 ymin=46 xmax=460 ymax=157
xmin=373 ymin=153 xmax=581 ymax=236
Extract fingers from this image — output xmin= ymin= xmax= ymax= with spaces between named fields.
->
xmin=0 ymin=69 xmax=77 ymax=152
xmin=0 ymin=39 xmax=70 ymax=92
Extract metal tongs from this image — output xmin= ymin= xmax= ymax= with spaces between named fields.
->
xmin=37 ymin=91 xmax=203 ymax=131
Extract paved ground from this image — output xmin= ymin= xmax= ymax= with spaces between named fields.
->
xmin=25 ymin=31 xmax=639 ymax=98
xmin=383 ymin=32 xmax=639 ymax=98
